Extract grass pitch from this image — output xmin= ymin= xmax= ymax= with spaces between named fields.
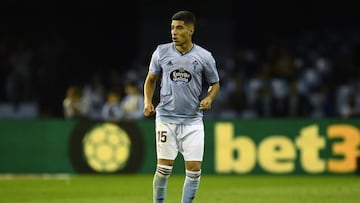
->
xmin=0 ymin=174 xmax=359 ymax=203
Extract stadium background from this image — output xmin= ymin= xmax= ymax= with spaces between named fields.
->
xmin=0 ymin=0 xmax=359 ymax=175
xmin=1 ymin=0 xmax=359 ymax=118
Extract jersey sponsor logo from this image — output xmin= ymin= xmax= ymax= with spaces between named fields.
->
xmin=170 ymin=68 xmax=192 ymax=85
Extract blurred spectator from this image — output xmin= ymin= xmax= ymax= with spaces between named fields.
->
xmin=288 ymin=79 xmax=313 ymax=117
xmin=82 ymin=72 xmax=106 ymax=120
xmin=63 ymin=85 xmax=89 ymax=119
xmin=270 ymin=77 xmax=290 ymax=117
xmin=5 ymin=39 xmax=33 ymax=103
xmin=118 ymin=80 xmax=144 ymax=121
xmin=101 ymin=88 xmax=123 ymax=122
xmin=271 ymin=47 xmax=297 ymax=80
xmin=337 ymin=83 xmax=360 ymax=118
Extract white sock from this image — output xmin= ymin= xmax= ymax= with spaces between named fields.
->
xmin=153 ymin=164 xmax=173 ymax=203
xmin=181 ymin=170 xmax=201 ymax=203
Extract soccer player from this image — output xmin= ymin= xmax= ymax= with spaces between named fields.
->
xmin=143 ymin=10 xmax=220 ymax=203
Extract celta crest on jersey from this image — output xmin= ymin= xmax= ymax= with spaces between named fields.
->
xmin=170 ymin=67 xmax=192 ymax=86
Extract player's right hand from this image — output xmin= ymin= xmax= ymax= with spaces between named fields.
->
xmin=143 ymin=104 xmax=155 ymax=117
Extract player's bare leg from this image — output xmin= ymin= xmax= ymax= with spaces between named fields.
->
xmin=182 ymin=161 xmax=202 ymax=203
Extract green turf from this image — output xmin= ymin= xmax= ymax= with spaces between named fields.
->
xmin=0 ymin=174 xmax=359 ymax=203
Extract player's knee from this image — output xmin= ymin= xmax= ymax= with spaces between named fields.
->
xmin=185 ymin=161 xmax=201 ymax=171
xmin=156 ymin=164 xmax=173 ymax=178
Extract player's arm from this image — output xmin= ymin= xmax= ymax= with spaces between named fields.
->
xmin=199 ymin=82 xmax=220 ymax=110
xmin=143 ymin=72 xmax=158 ymax=116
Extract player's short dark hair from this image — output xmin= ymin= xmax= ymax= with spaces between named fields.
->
xmin=171 ymin=10 xmax=196 ymax=25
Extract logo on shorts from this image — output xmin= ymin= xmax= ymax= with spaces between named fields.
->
xmin=170 ymin=68 xmax=192 ymax=85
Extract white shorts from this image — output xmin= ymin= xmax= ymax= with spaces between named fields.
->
xmin=155 ymin=122 xmax=204 ymax=161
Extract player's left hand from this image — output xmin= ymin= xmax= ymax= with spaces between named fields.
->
xmin=199 ymin=97 xmax=212 ymax=110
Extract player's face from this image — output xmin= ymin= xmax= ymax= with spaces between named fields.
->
xmin=171 ymin=20 xmax=193 ymax=46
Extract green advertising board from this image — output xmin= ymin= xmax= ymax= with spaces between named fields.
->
xmin=0 ymin=119 xmax=77 ymax=173
xmin=0 ymin=119 xmax=359 ymax=175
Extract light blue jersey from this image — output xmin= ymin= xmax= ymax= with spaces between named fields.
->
xmin=149 ymin=43 xmax=220 ymax=124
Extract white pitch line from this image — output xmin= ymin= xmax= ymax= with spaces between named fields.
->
xmin=0 ymin=173 xmax=72 ymax=180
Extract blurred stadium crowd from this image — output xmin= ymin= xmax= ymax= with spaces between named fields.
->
xmin=213 ymin=28 xmax=360 ymax=119
xmin=0 ymin=2 xmax=359 ymax=120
